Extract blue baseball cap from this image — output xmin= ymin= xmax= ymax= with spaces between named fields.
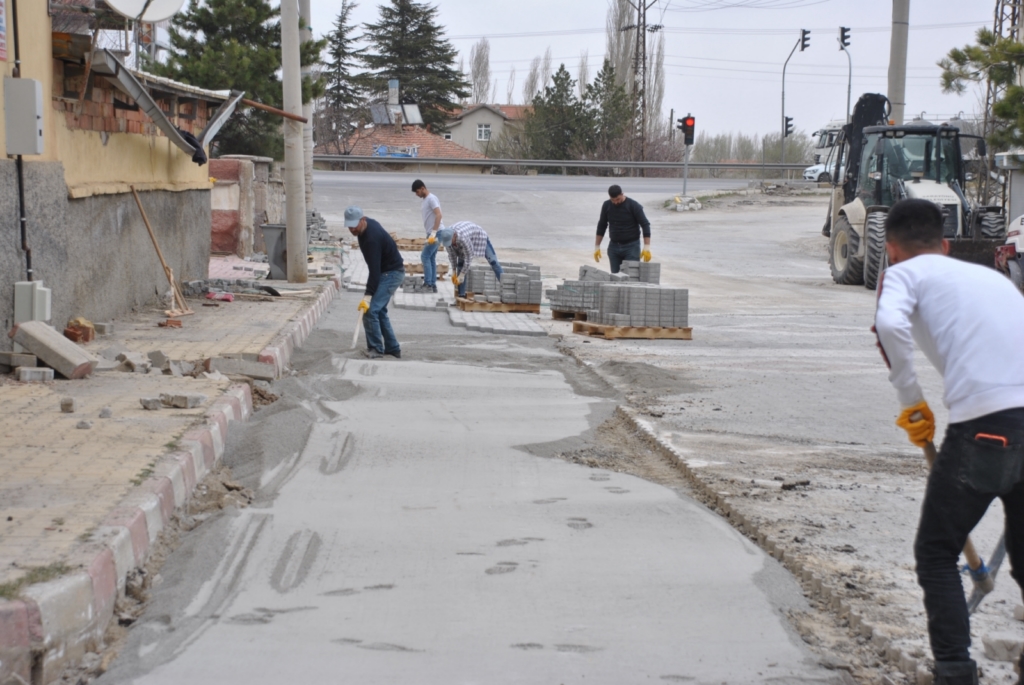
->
xmin=344 ymin=206 xmax=364 ymax=227
xmin=436 ymin=227 xmax=453 ymax=247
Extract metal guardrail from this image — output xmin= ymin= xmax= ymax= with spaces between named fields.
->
xmin=312 ymin=155 xmax=809 ymax=172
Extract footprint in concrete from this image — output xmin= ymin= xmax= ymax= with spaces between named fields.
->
xmin=321 ymin=588 xmax=360 ymax=597
xmin=497 ymin=539 xmax=529 ymax=547
xmin=554 ymin=644 xmax=603 ymax=653
xmin=358 ymin=365 xmax=380 ymax=377
xmin=659 ymin=676 xmax=695 ymax=682
xmin=333 ymin=638 xmax=362 ymax=645
xmin=511 ymin=643 xmax=545 ymax=650
xmin=270 ymin=530 xmax=321 ymax=593
xmin=604 ymin=486 xmax=630 ymax=494
xmin=589 ymin=474 xmax=611 ymax=482
xmin=363 ymin=584 xmax=394 ymax=591
xmin=533 ymin=497 xmax=568 ymax=505
xmin=567 ymin=518 xmax=594 ymax=531
xmin=358 ymin=642 xmax=422 ymax=652
xmin=485 ymin=561 xmax=519 ymax=575
xmin=227 ymin=612 xmax=273 ymax=625
xmin=456 ymin=552 xmax=484 ymax=556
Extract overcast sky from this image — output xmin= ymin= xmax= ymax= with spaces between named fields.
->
xmin=304 ymin=0 xmax=991 ymax=137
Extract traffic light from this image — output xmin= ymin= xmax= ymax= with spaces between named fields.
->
xmin=839 ymin=26 xmax=850 ymax=49
xmin=682 ymin=115 xmax=695 ymax=145
xmin=784 ymin=117 xmax=794 ymax=138
xmin=800 ymin=29 xmax=811 ymax=51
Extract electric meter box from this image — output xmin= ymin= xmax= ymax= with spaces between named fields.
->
xmin=4 ymin=77 xmax=45 ymax=156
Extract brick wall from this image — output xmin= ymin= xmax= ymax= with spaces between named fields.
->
xmin=52 ymin=60 xmax=210 ymax=137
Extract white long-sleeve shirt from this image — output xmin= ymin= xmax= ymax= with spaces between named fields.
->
xmin=874 ymin=253 xmax=1024 ymax=423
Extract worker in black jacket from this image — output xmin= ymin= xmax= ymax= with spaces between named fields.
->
xmin=594 ymin=184 xmax=652 ymax=273
xmin=345 ymin=206 xmax=404 ymax=359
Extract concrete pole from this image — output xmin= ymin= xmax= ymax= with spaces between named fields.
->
xmin=282 ymin=0 xmax=308 ymax=283
xmin=887 ymin=0 xmax=910 ymax=125
xmin=299 ymin=0 xmax=314 ymax=210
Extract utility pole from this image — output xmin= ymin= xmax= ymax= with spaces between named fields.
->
xmin=282 ymin=0 xmax=308 ymax=283
xmin=300 ymin=0 xmax=314 ymax=210
xmin=781 ymin=29 xmax=808 ymax=165
xmin=623 ymin=0 xmax=660 ymax=171
xmin=838 ymin=27 xmax=852 ymax=123
xmin=887 ymin=0 xmax=910 ymax=125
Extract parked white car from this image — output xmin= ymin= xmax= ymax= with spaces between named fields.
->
xmin=803 ymin=163 xmax=832 ymax=183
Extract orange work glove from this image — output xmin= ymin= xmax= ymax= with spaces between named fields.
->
xmin=896 ymin=401 xmax=935 ymax=448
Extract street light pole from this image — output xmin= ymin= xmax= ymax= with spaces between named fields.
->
xmin=780 ymin=37 xmax=799 ymax=166
xmin=838 ymin=27 xmax=852 ymax=124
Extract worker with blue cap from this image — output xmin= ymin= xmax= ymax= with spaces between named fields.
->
xmin=437 ymin=221 xmax=503 ymax=299
xmin=345 ymin=205 xmax=403 ymax=359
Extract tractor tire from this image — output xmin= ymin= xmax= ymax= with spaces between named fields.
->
xmin=981 ymin=212 xmax=1006 ymax=240
xmin=829 ymin=215 xmax=865 ymax=285
xmin=817 ymin=172 xmax=831 ymax=183
xmin=863 ymin=210 xmax=888 ymax=291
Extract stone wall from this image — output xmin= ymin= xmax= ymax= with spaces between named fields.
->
xmin=220 ymin=155 xmax=284 ymax=255
xmin=0 ymin=160 xmax=210 ymax=350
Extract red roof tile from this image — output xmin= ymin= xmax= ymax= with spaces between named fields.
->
xmin=343 ymin=125 xmax=487 ymax=159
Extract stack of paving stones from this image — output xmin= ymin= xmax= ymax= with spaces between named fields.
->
xmin=618 ymin=260 xmax=661 ymax=284
xmin=448 ymin=308 xmax=546 ymax=336
xmin=588 ymin=283 xmax=688 ymax=328
xmin=466 ymin=262 xmax=542 ymax=305
xmin=546 ymin=281 xmax=603 ymax=313
xmin=180 ymin=278 xmax=269 ymax=298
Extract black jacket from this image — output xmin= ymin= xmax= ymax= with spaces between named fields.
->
xmin=596 ymin=197 xmax=651 ymax=244
xmin=358 ymin=218 xmax=404 ymax=295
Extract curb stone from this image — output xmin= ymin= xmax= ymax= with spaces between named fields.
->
xmin=615 ymin=405 xmax=927 ymax=683
xmin=0 ymin=279 xmax=339 ymax=685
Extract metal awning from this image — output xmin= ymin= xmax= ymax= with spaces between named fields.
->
xmin=88 ymin=49 xmax=244 ymax=161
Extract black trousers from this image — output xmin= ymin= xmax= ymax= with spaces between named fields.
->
xmin=914 ymin=407 xmax=1024 ymax=662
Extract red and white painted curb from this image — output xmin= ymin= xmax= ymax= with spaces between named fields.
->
xmin=0 ymin=279 xmax=339 ymax=685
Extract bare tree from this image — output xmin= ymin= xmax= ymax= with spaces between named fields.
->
xmin=470 ymin=37 xmax=491 ymax=104
xmin=644 ymin=32 xmax=665 ymax=139
xmin=541 ymin=47 xmax=553 ymax=90
xmin=491 ymin=81 xmax=499 ymax=105
xmin=606 ymin=0 xmax=634 ymax=89
xmin=506 ymin=66 xmax=517 ymax=105
xmin=458 ymin=56 xmax=468 ymax=105
xmin=577 ymin=50 xmax=590 ymax=100
xmin=523 ymin=56 xmax=541 ymax=104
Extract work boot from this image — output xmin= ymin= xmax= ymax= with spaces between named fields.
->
xmin=362 ymin=349 xmax=383 ymax=359
xmin=933 ymin=660 xmax=978 ymax=685
xmin=385 ymin=349 xmax=401 ymax=359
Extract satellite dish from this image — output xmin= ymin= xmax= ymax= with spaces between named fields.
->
xmin=104 ymin=0 xmax=186 ymax=22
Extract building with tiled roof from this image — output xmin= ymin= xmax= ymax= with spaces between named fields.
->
xmin=315 ymin=123 xmax=490 ymax=174
xmin=445 ymin=104 xmax=531 ymax=156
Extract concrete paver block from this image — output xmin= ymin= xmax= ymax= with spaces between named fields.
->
xmin=17 ymin=367 xmax=54 ymax=382
xmin=982 ymin=632 xmax=1024 ymax=662
xmin=0 ymin=351 xmax=36 ymax=368
xmin=205 ymin=357 xmax=276 ymax=381
xmin=159 ymin=393 xmax=207 ymax=409
xmin=10 ymin=321 xmax=99 ymax=380
xmin=139 ymin=397 xmax=162 ymax=411
xmin=60 ymin=397 xmax=78 ymax=413
xmin=117 ymin=353 xmax=151 ymax=374
xmin=75 ymin=420 xmax=92 ymax=430
xmin=94 ymin=322 xmax=114 ymax=336
xmin=99 ymin=407 xmax=113 ymax=419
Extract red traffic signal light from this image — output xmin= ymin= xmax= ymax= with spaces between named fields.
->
xmin=684 ymin=117 xmax=695 ymax=127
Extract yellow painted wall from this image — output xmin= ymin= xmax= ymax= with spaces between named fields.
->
xmin=1 ymin=1 xmax=209 ymax=197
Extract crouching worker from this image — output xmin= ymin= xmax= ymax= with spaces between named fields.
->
xmin=437 ymin=221 xmax=503 ymax=299
xmin=345 ymin=206 xmax=404 ymax=359
xmin=873 ymin=198 xmax=1024 ymax=685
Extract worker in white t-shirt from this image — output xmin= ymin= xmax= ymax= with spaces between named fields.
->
xmin=412 ymin=179 xmax=444 ymax=293
xmin=874 ymin=198 xmax=1024 ymax=685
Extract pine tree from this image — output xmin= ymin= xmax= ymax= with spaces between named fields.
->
xmin=584 ymin=59 xmax=631 ymax=161
xmin=524 ymin=65 xmax=591 ymax=162
xmin=153 ymin=0 xmax=283 ymax=157
xmin=324 ymin=0 xmax=363 ymax=113
xmin=358 ymin=0 xmax=469 ymax=131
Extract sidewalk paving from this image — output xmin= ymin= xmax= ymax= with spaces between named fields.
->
xmin=0 ymin=267 xmax=340 ymax=685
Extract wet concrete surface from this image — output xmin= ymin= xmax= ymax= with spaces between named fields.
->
xmin=99 ymin=301 xmax=847 ymax=685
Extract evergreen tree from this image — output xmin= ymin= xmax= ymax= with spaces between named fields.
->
xmin=524 ymin=65 xmax=591 ymax=161
xmin=358 ymin=0 xmax=469 ymax=131
xmin=584 ymin=59 xmax=631 ymax=161
xmin=153 ymin=0 xmax=282 ymax=157
xmin=153 ymin=0 xmax=324 ymax=159
xmin=324 ymin=0 xmax=363 ymax=113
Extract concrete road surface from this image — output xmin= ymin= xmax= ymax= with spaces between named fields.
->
xmin=100 ymin=301 xmax=843 ymax=685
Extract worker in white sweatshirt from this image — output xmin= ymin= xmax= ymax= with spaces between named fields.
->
xmin=874 ymin=198 xmax=1024 ymax=685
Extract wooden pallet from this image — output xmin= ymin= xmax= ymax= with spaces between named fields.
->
xmin=405 ymin=263 xmax=449 ymax=276
xmin=551 ymin=309 xmax=588 ymax=321
xmin=572 ymin=320 xmax=692 ymax=340
xmin=456 ymin=297 xmax=541 ymax=314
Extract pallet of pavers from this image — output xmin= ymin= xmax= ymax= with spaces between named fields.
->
xmin=455 ymin=296 xmax=540 ymax=314
xmin=572 ymin=320 xmax=692 ymax=340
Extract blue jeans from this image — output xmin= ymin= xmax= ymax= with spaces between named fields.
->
xmin=420 ymin=240 xmax=438 ymax=286
xmin=364 ymin=269 xmax=403 ymax=354
xmin=914 ymin=408 xmax=1024 ymax=663
xmin=456 ymin=239 xmax=503 ymax=298
xmin=607 ymin=239 xmax=641 ymax=274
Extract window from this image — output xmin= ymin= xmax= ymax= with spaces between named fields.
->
xmin=443 ymin=133 xmax=452 ymax=140
xmin=477 ymin=124 xmax=491 ymax=141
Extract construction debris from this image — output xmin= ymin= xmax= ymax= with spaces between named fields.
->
xmin=64 ymin=317 xmax=96 ymax=343
xmin=158 ymin=319 xmax=182 ymax=328
xmin=117 ymin=353 xmax=151 ymax=374
xmin=99 ymin=407 xmax=113 ymax=419
xmin=60 ymin=397 xmax=78 ymax=413
xmin=16 ymin=367 xmax=54 ymax=382
xmin=139 ymin=397 xmax=162 ymax=411
xmin=94 ymin=322 xmax=114 ymax=336
xmin=0 ymin=351 xmax=36 ymax=374
xmin=10 ymin=320 xmax=99 ymax=379
xmin=159 ymin=393 xmax=207 ymax=409
xmin=204 ymin=357 xmax=276 ymax=381
xmin=76 ymin=420 xmax=93 ymax=429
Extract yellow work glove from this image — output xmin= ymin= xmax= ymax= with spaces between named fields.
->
xmin=641 ymin=249 xmax=652 ymax=262
xmin=357 ymin=297 xmax=370 ymax=313
xmin=427 ymin=233 xmax=437 ymax=245
xmin=896 ymin=401 xmax=935 ymax=448
xmin=594 ymin=248 xmax=602 ymax=263
xmin=451 ymin=273 xmax=460 ymax=287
